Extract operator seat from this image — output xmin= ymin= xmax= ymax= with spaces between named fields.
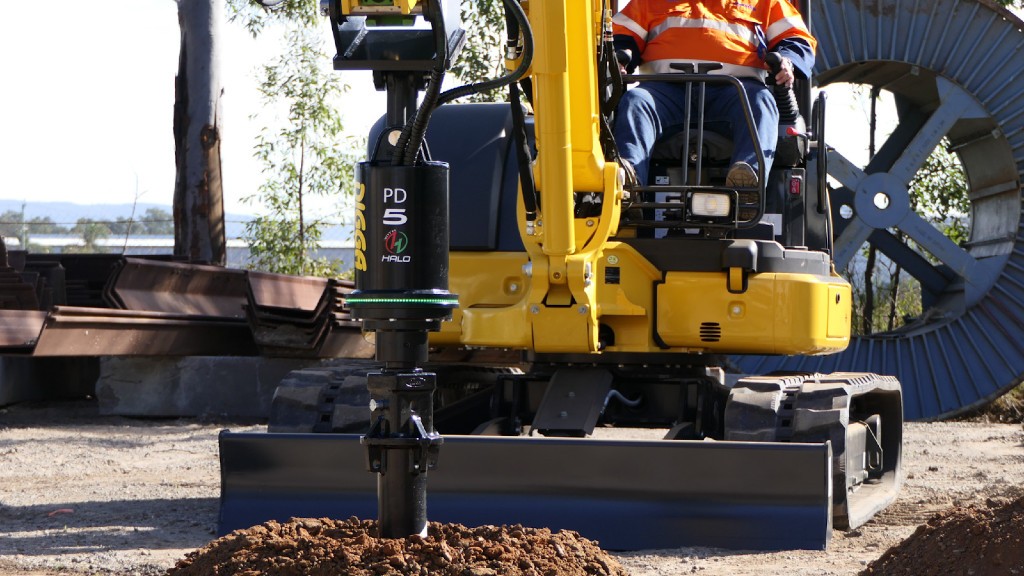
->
xmin=648 ymin=122 xmax=734 ymax=186
xmin=639 ymin=72 xmax=809 ymax=242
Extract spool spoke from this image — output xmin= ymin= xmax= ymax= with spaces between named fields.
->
xmin=869 ymin=230 xmax=953 ymax=297
xmin=833 ymin=217 xmax=874 ymax=269
xmin=889 ymin=93 xmax=972 ymax=185
xmin=896 ymin=211 xmax=979 ymax=279
xmin=827 ymin=148 xmax=867 ymax=190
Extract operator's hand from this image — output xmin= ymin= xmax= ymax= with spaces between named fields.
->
xmin=774 ymin=56 xmax=795 ymax=88
xmin=615 ymin=48 xmax=635 ymax=80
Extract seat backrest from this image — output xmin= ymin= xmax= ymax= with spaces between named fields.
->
xmin=650 ymin=126 xmax=734 ymax=165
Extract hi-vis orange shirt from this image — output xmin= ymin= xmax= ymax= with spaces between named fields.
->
xmin=612 ymin=0 xmax=816 ymax=79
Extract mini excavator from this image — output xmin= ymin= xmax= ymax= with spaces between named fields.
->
xmin=219 ymin=0 xmax=903 ymax=550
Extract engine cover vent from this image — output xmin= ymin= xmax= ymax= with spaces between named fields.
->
xmin=700 ymin=322 xmax=722 ymax=342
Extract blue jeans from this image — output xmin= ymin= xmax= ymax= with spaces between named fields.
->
xmin=612 ymin=78 xmax=779 ymax=185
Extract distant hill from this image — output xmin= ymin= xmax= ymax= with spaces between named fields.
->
xmin=0 ymin=200 xmax=254 ymax=238
xmin=0 ymin=200 xmax=353 ymax=244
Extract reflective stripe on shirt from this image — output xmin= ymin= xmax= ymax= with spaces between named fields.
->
xmin=612 ymin=13 xmax=648 ymax=42
xmin=649 ymin=17 xmax=760 ymax=48
xmin=765 ymin=15 xmax=809 ymax=43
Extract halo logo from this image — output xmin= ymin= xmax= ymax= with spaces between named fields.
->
xmin=383 ymin=230 xmax=411 ymax=263
xmin=384 ymin=230 xmax=408 ymax=254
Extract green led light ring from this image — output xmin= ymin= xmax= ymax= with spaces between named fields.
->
xmin=346 ymin=297 xmax=459 ymax=305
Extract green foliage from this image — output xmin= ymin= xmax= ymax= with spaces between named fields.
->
xmin=245 ymin=213 xmax=333 ymax=274
xmin=448 ymin=0 xmax=507 ymax=103
xmin=108 ymin=218 xmax=131 ymax=237
xmin=847 ymin=261 xmax=922 ymax=336
xmin=226 ymin=0 xmax=320 ymax=38
xmin=908 ymin=138 xmax=970 ymax=246
xmin=0 ymin=210 xmax=21 ymax=239
xmin=25 ymin=216 xmax=65 ymax=235
xmin=0 ymin=210 xmax=68 ymax=241
xmin=109 ymin=208 xmax=174 ymax=237
xmin=242 ymin=26 xmax=359 ymax=277
xmin=848 ymin=139 xmax=970 ymax=335
xmin=995 ymin=0 xmax=1024 ymax=9
xmin=140 ymin=208 xmax=175 ymax=235
xmin=66 ymin=218 xmax=111 ymax=253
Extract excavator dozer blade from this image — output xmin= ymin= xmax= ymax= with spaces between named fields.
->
xmin=219 ymin=432 xmax=833 ymax=550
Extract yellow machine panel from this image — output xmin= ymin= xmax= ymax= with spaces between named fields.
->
xmin=656 ymin=271 xmax=851 ymax=355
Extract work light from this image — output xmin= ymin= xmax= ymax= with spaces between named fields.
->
xmin=690 ymin=192 xmax=732 ymax=218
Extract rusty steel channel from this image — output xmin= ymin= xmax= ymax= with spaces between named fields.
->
xmin=31 ymin=306 xmax=258 ymax=356
xmin=0 ymin=256 xmax=369 ymax=359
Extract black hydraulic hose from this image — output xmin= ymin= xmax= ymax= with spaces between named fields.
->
xmin=603 ymin=46 xmax=625 ymax=117
xmin=597 ymin=1 xmax=626 ymax=161
xmin=599 ymin=0 xmax=624 ymax=117
xmin=504 ymin=0 xmax=521 ymax=59
xmin=393 ymin=0 xmax=449 ymax=165
xmin=505 ymin=0 xmax=537 ymax=220
xmin=602 ymin=389 xmax=642 ymax=412
xmin=393 ymin=0 xmax=533 ymax=165
xmin=509 ymin=81 xmax=538 ymax=220
xmin=436 ymin=0 xmax=533 ymax=106
xmin=396 ymin=67 xmax=445 ymax=165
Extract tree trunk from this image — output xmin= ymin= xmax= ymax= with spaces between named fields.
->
xmin=173 ymin=0 xmax=226 ymax=265
xmin=863 ymin=246 xmax=877 ymax=334
xmin=887 ymin=266 xmax=902 ymax=332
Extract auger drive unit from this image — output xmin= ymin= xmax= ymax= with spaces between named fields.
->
xmin=219 ymin=0 xmax=904 ymax=550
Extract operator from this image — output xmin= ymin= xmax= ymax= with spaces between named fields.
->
xmin=611 ymin=0 xmax=816 ymax=188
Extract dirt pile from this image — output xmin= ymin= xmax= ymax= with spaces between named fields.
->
xmin=166 ymin=517 xmax=630 ymax=576
xmin=861 ymin=494 xmax=1024 ymax=576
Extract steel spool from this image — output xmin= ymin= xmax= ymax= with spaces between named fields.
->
xmin=735 ymin=0 xmax=1024 ymax=420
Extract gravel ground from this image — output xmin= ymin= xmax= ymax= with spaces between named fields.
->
xmin=0 ymin=400 xmax=1022 ymax=576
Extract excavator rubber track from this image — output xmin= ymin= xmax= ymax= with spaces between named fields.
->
xmin=725 ymin=372 xmax=903 ymax=530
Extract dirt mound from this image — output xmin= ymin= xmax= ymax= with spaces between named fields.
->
xmin=166 ymin=517 xmax=630 ymax=576
xmin=861 ymin=495 xmax=1024 ymax=576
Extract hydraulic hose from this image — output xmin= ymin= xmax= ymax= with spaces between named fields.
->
xmin=393 ymin=0 xmax=450 ymax=165
xmin=509 ymin=81 xmax=538 ymax=219
xmin=435 ymin=0 xmax=533 ymax=106
xmin=396 ymin=68 xmax=445 ymax=165
xmin=393 ymin=0 xmax=534 ymax=165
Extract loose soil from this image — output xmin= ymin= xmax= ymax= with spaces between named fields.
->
xmin=2 ymin=400 xmax=1024 ymax=576
xmin=861 ymin=495 xmax=1024 ymax=576
xmin=167 ymin=518 xmax=628 ymax=576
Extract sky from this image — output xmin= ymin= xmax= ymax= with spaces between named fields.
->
xmin=1 ymin=2 xmax=1021 ymax=221
xmin=0 ymin=0 xmax=382 ymax=217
